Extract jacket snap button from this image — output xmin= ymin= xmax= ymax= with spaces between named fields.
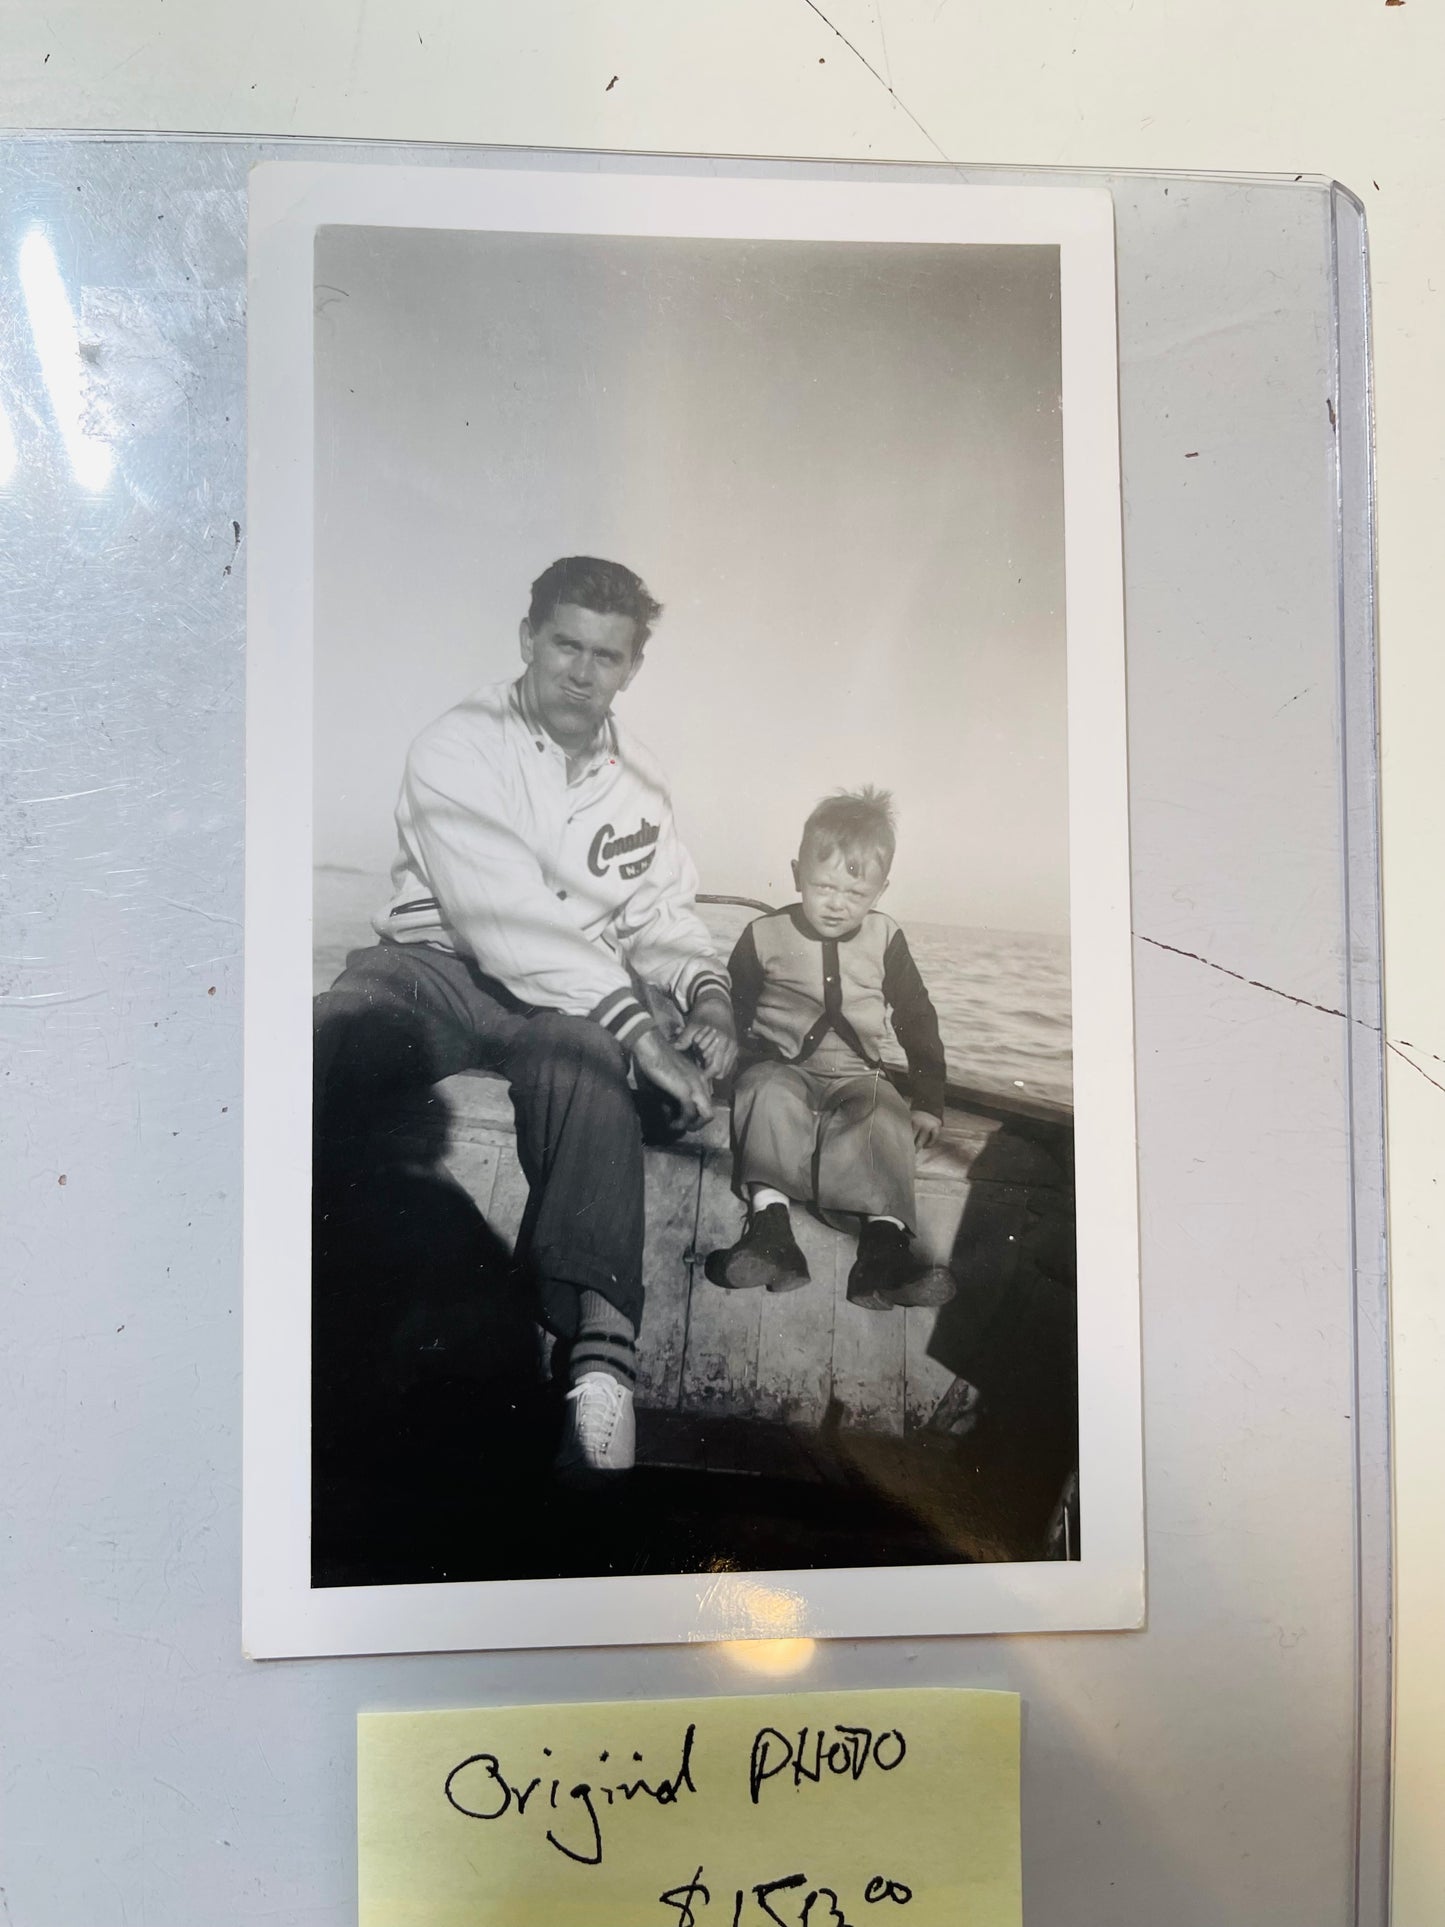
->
xmin=557 ymin=889 xmax=568 ymax=900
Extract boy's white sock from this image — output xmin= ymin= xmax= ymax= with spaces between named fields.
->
xmin=866 ymin=1214 xmax=907 ymax=1230
xmin=749 ymin=1185 xmax=791 ymax=1214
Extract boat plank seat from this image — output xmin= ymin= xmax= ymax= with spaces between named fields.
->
xmin=396 ymin=1066 xmax=1074 ymax=1455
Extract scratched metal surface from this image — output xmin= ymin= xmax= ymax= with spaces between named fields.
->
xmin=0 ymin=142 xmax=1384 ymax=1926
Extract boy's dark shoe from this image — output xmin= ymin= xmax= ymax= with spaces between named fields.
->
xmin=847 ymin=1219 xmax=957 ymax=1310
xmin=705 ymin=1203 xmax=811 ymax=1293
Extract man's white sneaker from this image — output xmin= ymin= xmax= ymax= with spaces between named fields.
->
xmin=555 ymin=1372 xmax=637 ymax=1486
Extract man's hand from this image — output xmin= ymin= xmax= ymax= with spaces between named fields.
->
xmin=912 ymin=1110 xmax=943 ymax=1151
xmin=675 ymin=991 xmax=738 ymax=1083
xmin=632 ymin=1027 xmax=715 ymax=1131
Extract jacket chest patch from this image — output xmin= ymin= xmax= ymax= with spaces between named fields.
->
xmin=587 ymin=817 xmax=659 ymax=880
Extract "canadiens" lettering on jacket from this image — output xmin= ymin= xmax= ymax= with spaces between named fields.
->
xmin=377 ymin=678 xmax=728 ymax=1050
xmin=587 ymin=818 xmax=660 ymax=879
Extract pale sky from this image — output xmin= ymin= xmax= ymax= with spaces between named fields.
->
xmin=314 ymin=225 xmax=1067 ymax=932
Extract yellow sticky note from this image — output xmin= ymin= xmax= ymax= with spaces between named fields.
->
xmin=358 ymin=1687 xmax=1020 ymax=1927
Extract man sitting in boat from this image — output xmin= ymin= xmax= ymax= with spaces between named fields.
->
xmin=313 ymin=556 xmax=736 ymax=1484
xmin=705 ymin=787 xmax=952 ymax=1310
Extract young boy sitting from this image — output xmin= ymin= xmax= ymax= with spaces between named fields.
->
xmin=704 ymin=788 xmax=953 ymax=1310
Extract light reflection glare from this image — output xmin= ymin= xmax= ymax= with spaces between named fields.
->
xmin=18 ymin=226 xmax=114 ymax=491
xmin=708 ymin=1580 xmax=815 ymax=1676
xmin=0 ymin=391 xmax=16 ymax=486
xmin=720 ymin=1637 xmax=818 ymax=1679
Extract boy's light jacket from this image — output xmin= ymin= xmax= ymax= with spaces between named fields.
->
xmin=377 ymin=677 xmax=728 ymax=1050
xmin=729 ymin=904 xmax=948 ymax=1119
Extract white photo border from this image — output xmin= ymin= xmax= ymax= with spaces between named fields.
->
xmin=244 ymin=158 xmax=1142 ymax=1658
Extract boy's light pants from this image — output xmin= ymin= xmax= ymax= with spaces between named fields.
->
xmin=730 ymin=1058 xmax=917 ymax=1229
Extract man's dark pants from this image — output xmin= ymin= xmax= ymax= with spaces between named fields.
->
xmin=314 ymin=941 xmax=645 ymax=1337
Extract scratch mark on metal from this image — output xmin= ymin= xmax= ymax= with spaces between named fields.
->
xmin=345 ymin=0 xmax=372 ymax=98
xmin=0 ymin=988 xmax=107 ymax=1007
xmin=1139 ymin=932 xmax=1353 ymax=1020
xmin=1393 ymin=1048 xmax=1445 ymax=1097
xmin=96 ymin=36 xmax=160 ymax=82
xmin=798 ymin=0 xmax=957 ymax=167
xmin=152 ymin=1776 xmax=199 ymax=1811
xmin=26 ymin=784 xmax=125 ymax=804
xmin=1137 ymin=931 xmax=1445 ymax=1095
xmin=158 ymin=898 xmax=241 ymax=927
xmin=876 ymin=0 xmax=895 ymax=92
xmin=1391 ymin=1031 xmax=1445 ymax=1068
xmin=1272 ymin=685 xmax=1313 ymax=715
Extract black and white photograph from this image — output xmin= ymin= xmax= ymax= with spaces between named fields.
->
xmin=244 ymin=163 xmax=1141 ymax=1654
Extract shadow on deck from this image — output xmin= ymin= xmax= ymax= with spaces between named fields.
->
xmin=312 ymin=1066 xmax=1078 ymax=1589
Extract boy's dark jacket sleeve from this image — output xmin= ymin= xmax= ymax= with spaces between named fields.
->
xmin=727 ymin=922 xmax=764 ymax=1039
xmin=884 ymin=927 xmax=947 ymax=1118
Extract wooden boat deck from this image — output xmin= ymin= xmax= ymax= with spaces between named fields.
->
xmin=408 ymin=1068 xmax=1075 ymax=1460
xmin=312 ymin=881 xmax=1078 ymax=1570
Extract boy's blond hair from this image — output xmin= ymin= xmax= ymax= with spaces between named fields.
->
xmin=800 ymin=786 xmax=896 ymax=876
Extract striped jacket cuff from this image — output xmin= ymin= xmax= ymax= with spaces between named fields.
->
xmin=685 ymin=969 xmax=731 ymax=1011
xmin=588 ymin=985 xmax=656 ymax=1050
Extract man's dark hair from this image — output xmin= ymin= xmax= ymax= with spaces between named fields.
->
xmin=527 ymin=556 xmax=663 ymax=648
xmin=801 ymin=786 xmax=897 ymax=876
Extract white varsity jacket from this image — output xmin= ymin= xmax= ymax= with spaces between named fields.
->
xmin=375 ymin=677 xmax=729 ymax=1050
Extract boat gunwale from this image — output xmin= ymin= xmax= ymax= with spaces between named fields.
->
xmin=695 ymin=893 xmax=1074 ymax=1139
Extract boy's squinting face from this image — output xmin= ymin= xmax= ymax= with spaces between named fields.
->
xmin=793 ymin=841 xmax=890 ymax=937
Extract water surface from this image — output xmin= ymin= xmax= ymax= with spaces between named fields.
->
xmin=314 ymin=867 xmax=1073 ymax=1109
